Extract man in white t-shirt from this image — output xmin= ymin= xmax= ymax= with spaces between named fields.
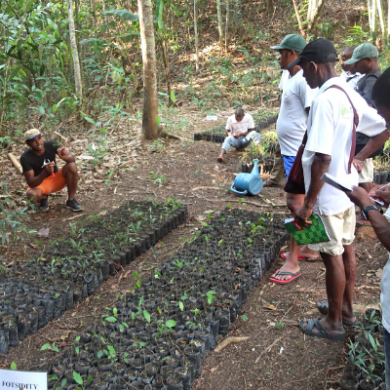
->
xmin=268 ymin=34 xmax=319 ymax=284
xmin=290 ymin=39 xmax=386 ymax=340
xmin=217 ymin=108 xmax=260 ymax=162
xmin=340 ymin=46 xmax=363 ymax=90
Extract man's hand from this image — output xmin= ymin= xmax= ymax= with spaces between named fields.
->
xmin=44 ymin=161 xmax=55 ymax=174
xmin=346 ymin=185 xmax=375 ymax=209
xmin=352 ymin=158 xmax=363 ymax=173
xmin=371 ymin=188 xmax=390 ymax=207
xmin=57 ymin=146 xmax=68 ymax=160
xmin=295 ymin=204 xmax=313 ymax=227
xmin=234 ymin=132 xmax=242 ymax=139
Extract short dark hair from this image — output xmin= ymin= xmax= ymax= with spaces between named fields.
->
xmin=342 ymin=46 xmax=356 ymax=56
xmin=235 ymin=108 xmax=245 ymax=117
xmin=372 ymin=67 xmax=390 ymax=108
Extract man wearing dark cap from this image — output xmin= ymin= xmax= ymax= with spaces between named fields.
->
xmin=268 ymin=34 xmax=319 ymax=284
xmin=290 ymin=39 xmax=387 ymax=340
xmin=20 ymin=129 xmax=83 ymax=212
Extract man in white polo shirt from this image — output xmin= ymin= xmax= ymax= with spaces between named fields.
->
xmin=291 ymin=39 xmax=386 ymax=340
xmin=268 ymin=34 xmax=319 ymax=284
xmin=217 ymin=108 xmax=260 ymax=162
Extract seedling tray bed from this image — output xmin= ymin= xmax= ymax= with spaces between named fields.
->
xmin=40 ymin=209 xmax=288 ymax=389
xmin=0 ymin=201 xmax=188 ymax=355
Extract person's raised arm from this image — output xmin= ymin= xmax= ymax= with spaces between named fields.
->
xmin=57 ymin=146 xmax=76 ymax=163
xmin=347 ymin=186 xmax=390 ymax=251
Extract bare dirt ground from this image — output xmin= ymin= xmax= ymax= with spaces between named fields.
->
xmin=0 ymin=120 xmax=387 ymax=390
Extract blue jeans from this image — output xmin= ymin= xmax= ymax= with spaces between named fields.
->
xmin=283 ymin=155 xmax=296 ymax=178
xmin=384 ymin=328 xmax=390 ymax=389
xmin=221 ymin=132 xmax=261 ymax=152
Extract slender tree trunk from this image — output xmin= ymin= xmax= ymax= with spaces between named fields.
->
xmin=194 ymin=0 xmax=199 ymax=71
xmin=307 ymin=0 xmax=326 ymax=34
xmin=160 ymin=39 xmax=172 ymax=106
xmin=216 ymin=0 xmax=223 ymax=45
xmin=102 ymin=0 xmax=108 ymax=25
xmin=388 ymin=0 xmax=390 ymax=41
xmin=89 ymin=0 xmax=96 ymax=28
xmin=138 ymin=0 xmax=159 ymax=139
xmin=292 ymin=0 xmax=305 ymax=37
xmin=376 ymin=0 xmax=385 ymax=41
xmin=67 ymin=0 xmax=83 ymax=101
xmin=225 ymin=0 xmax=229 ymax=53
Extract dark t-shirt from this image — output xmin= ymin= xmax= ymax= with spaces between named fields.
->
xmin=356 ymin=68 xmax=382 ymax=106
xmin=20 ymin=141 xmax=60 ymax=177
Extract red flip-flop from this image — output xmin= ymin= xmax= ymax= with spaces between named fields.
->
xmin=280 ymin=252 xmax=307 ymax=261
xmin=269 ymin=269 xmax=302 ymax=284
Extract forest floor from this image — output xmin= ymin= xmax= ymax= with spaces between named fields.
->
xmin=0 ymin=109 xmax=387 ymax=389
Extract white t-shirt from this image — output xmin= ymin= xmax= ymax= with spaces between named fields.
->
xmin=340 ymin=71 xmax=364 ymax=90
xmin=279 ymin=70 xmax=290 ymax=91
xmin=226 ymin=113 xmax=255 ymax=135
xmin=302 ymin=77 xmax=386 ymax=216
xmin=276 ymin=70 xmax=317 ymax=156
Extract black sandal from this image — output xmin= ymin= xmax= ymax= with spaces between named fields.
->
xmin=299 ymin=318 xmax=345 ymax=340
xmin=316 ymin=299 xmax=358 ymax=327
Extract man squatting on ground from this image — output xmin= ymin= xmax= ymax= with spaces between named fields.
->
xmin=267 ymin=34 xmax=320 ymax=284
xmin=347 ymin=67 xmax=390 ymax=389
xmin=20 ymin=129 xmax=83 ymax=212
xmin=217 ymin=108 xmax=261 ymax=162
xmin=289 ymin=39 xmax=386 ymax=340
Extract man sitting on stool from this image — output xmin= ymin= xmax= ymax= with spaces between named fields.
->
xmin=217 ymin=108 xmax=261 ymax=162
xmin=20 ymin=129 xmax=83 ymax=212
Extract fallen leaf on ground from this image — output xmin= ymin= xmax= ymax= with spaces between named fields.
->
xmin=37 ymin=225 xmax=50 ymax=238
xmin=264 ymin=304 xmax=277 ymax=311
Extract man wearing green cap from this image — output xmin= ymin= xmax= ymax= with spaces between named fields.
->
xmin=268 ymin=34 xmax=319 ymax=284
xmin=344 ymin=42 xmax=382 ymax=225
xmin=344 ymin=42 xmax=382 ymax=106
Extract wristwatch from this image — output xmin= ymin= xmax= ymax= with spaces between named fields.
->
xmin=362 ymin=204 xmax=383 ymax=220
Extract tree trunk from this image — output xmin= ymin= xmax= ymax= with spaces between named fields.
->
xmin=194 ymin=0 xmax=199 ymax=71
xmin=388 ymin=0 xmax=390 ymax=41
xmin=160 ymin=39 xmax=172 ymax=106
xmin=376 ymin=0 xmax=385 ymax=42
xmin=266 ymin=0 xmax=273 ymax=13
xmin=368 ymin=0 xmax=377 ymax=38
xmin=225 ymin=0 xmax=229 ymax=53
xmin=138 ymin=0 xmax=159 ymax=140
xmin=216 ymin=0 xmax=223 ymax=45
xmin=67 ymin=0 xmax=83 ymax=101
xmin=307 ymin=0 xmax=326 ymax=34
xmin=292 ymin=0 xmax=305 ymax=37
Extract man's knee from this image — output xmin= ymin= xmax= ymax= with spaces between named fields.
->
xmin=27 ymin=189 xmax=43 ymax=202
xmin=64 ymin=162 xmax=77 ymax=174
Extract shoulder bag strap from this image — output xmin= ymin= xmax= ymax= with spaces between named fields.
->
xmin=325 ymin=85 xmax=359 ymax=174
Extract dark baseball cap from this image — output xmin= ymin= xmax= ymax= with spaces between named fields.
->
xmin=288 ymin=38 xmax=339 ymax=69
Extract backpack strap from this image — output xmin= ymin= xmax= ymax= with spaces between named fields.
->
xmin=326 ymin=85 xmax=359 ymax=174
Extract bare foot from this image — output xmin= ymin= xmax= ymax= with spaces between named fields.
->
xmin=271 ymin=262 xmax=300 ymax=281
xmin=299 ymin=245 xmax=320 ymax=259
xmin=263 ymin=179 xmax=279 ymax=188
xmin=217 ymin=156 xmax=224 ymax=162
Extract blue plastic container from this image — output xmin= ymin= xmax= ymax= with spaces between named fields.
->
xmin=230 ymin=159 xmax=263 ymax=196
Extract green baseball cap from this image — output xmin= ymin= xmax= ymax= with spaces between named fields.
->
xmin=344 ymin=43 xmax=379 ymax=64
xmin=270 ymin=34 xmax=307 ymax=53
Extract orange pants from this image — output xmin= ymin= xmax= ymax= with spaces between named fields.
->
xmin=26 ymin=168 xmax=66 ymax=195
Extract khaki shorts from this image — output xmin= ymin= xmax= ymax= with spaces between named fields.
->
xmin=309 ymin=206 xmax=355 ymax=256
xmin=359 ymin=158 xmax=374 ymax=184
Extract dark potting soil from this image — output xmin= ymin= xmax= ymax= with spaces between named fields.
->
xmin=0 ymin=201 xmax=188 ymax=355
xmin=39 ymin=208 xmax=288 ymax=389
